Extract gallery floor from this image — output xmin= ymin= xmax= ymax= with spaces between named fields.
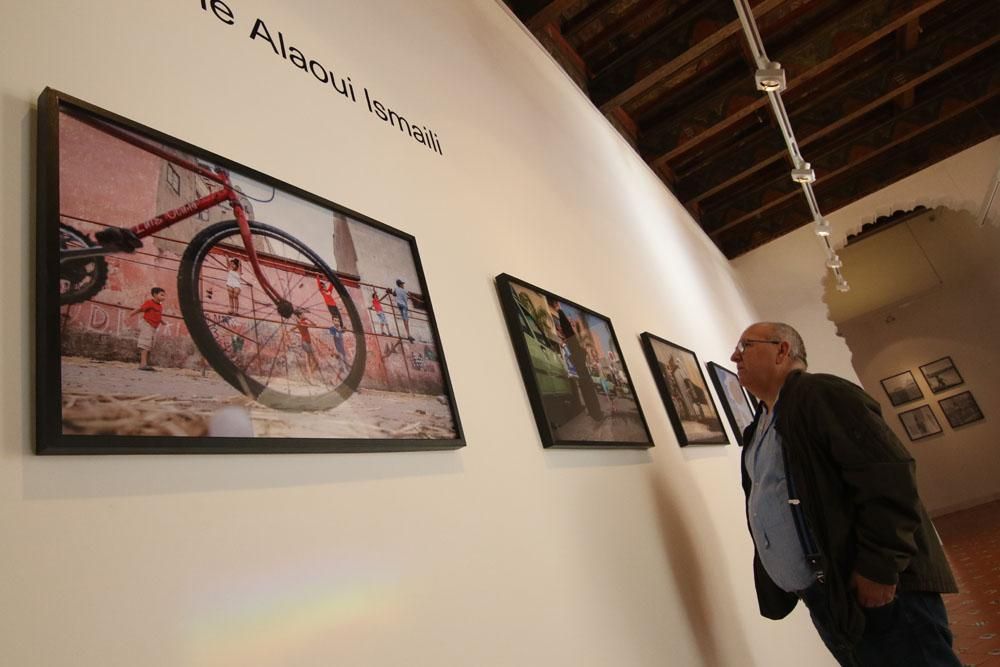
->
xmin=937 ymin=500 xmax=1000 ymax=666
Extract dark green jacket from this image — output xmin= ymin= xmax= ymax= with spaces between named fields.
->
xmin=741 ymin=370 xmax=957 ymax=643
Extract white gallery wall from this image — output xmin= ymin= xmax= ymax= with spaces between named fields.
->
xmin=734 ymin=138 xmax=1000 ymax=516
xmin=837 ymin=211 xmax=1000 ymax=515
xmin=0 ymin=2 xmax=838 ymax=665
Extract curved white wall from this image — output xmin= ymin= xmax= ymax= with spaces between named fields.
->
xmin=0 ymin=1 xmax=835 ymax=665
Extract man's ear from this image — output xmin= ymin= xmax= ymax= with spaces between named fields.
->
xmin=777 ymin=340 xmax=791 ymax=364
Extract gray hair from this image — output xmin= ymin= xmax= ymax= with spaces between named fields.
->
xmin=761 ymin=322 xmax=808 ymax=367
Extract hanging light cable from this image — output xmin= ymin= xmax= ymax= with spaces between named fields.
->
xmin=731 ymin=0 xmax=848 ymax=292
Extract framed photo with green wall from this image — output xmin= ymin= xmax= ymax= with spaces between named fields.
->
xmin=494 ymin=273 xmax=653 ymax=449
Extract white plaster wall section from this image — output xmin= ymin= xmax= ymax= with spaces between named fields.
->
xmin=832 ymin=210 xmax=1000 ymax=514
xmin=0 ymin=1 xmax=840 ymax=666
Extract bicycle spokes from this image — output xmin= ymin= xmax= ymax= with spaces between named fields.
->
xmin=179 ymin=221 xmax=366 ymax=411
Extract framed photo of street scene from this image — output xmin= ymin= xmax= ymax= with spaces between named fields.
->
xmin=880 ymin=370 xmax=923 ymax=407
xmin=707 ymin=362 xmax=756 ymax=446
xmin=640 ymin=334 xmax=728 ymax=446
xmin=919 ymin=356 xmax=964 ymax=394
xmin=36 ymin=87 xmax=464 ymax=454
xmin=898 ymin=405 xmax=943 ymax=442
xmin=494 ymin=274 xmax=653 ymax=449
xmin=938 ymin=391 xmax=985 ymax=429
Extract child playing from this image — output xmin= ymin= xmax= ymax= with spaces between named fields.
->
xmin=315 ymin=275 xmax=344 ymax=328
xmin=370 ymin=288 xmax=390 ymax=336
xmin=226 ymin=257 xmax=244 ymax=315
xmin=128 ymin=287 xmax=167 ymax=371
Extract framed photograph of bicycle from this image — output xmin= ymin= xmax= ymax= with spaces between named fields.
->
xmin=640 ymin=334 xmax=728 ymax=446
xmin=494 ymin=274 xmax=653 ymax=449
xmin=919 ymin=356 xmax=964 ymax=394
xmin=897 ymin=405 xmax=943 ymax=442
xmin=36 ymin=88 xmax=464 ymax=454
xmin=706 ymin=362 xmax=755 ymax=446
xmin=937 ymin=391 xmax=984 ymax=429
xmin=879 ymin=370 xmax=923 ymax=407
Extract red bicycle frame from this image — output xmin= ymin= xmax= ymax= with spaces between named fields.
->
xmin=60 ymin=109 xmax=288 ymax=309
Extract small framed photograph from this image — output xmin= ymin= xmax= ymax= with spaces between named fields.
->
xmin=897 ymin=405 xmax=942 ymax=441
xmin=938 ymin=391 xmax=984 ymax=428
xmin=706 ymin=362 xmax=756 ymax=446
xmin=494 ymin=273 xmax=653 ymax=449
xmin=919 ymin=356 xmax=964 ymax=394
xmin=880 ymin=370 xmax=923 ymax=406
xmin=639 ymin=333 xmax=728 ymax=446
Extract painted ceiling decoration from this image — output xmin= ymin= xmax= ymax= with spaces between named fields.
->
xmin=501 ymin=0 xmax=1000 ymax=258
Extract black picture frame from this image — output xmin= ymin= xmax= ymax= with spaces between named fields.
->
xmin=880 ymin=370 xmax=923 ymax=407
xmin=919 ymin=356 xmax=964 ymax=394
xmin=706 ymin=362 xmax=756 ymax=446
xmin=494 ymin=273 xmax=653 ymax=449
xmin=938 ymin=391 xmax=985 ymax=429
xmin=36 ymin=87 xmax=464 ymax=454
xmin=639 ymin=333 xmax=728 ymax=446
xmin=897 ymin=405 xmax=943 ymax=441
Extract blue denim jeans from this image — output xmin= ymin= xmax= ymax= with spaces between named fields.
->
xmin=799 ymin=582 xmax=960 ymax=666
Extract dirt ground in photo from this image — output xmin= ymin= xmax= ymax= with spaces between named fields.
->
xmin=553 ymin=394 xmax=649 ymax=443
xmin=60 ymin=357 xmax=457 ymax=440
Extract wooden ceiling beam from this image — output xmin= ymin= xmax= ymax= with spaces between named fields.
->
xmin=710 ymin=97 xmax=1000 ymax=256
xmin=647 ymin=0 xmax=951 ymax=171
xmin=596 ymin=0 xmax=788 ymax=114
xmin=573 ymin=0 xmax=666 ymax=60
xmin=705 ymin=77 xmax=1000 ymax=236
xmin=538 ymin=22 xmax=590 ymax=86
xmin=588 ymin=0 xmax=732 ymax=105
xmin=526 ymin=0 xmax=580 ymax=31
xmin=678 ymin=26 xmax=1000 ymax=209
xmin=896 ymin=19 xmax=922 ymax=109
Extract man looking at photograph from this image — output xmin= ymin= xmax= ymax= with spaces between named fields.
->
xmin=732 ymin=321 xmax=958 ymax=666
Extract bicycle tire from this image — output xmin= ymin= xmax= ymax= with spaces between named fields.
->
xmin=59 ymin=223 xmax=108 ymax=304
xmin=178 ymin=220 xmax=366 ymax=411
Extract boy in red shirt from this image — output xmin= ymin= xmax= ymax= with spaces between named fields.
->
xmin=128 ymin=287 xmax=166 ymax=371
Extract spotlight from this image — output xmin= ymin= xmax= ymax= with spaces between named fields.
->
xmin=836 ymin=280 xmax=850 ymax=293
xmin=826 ymin=254 xmax=843 ymax=269
xmin=755 ymin=61 xmax=786 ymax=93
xmin=814 ymin=218 xmax=832 ymax=237
xmin=791 ymin=162 xmax=816 ymax=184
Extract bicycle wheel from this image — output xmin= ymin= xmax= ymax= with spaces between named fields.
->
xmin=59 ymin=223 xmax=108 ymax=304
xmin=178 ymin=220 xmax=366 ymax=411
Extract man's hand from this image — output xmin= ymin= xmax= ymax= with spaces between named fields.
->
xmin=851 ymin=571 xmax=897 ymax=607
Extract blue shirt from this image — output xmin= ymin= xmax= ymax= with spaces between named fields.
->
xmin=745 ymin=404 xmax=815 ymax=592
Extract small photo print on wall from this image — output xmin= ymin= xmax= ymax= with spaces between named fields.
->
xmin=640 ymin=334 xmax=728 ymax=446
xmin=938 ymin=391 xmax=985 ymax=429
xmin=706 ymin=362 xmax=755 ymax=446
xmin=919 ymin=356 xmax=964 ymax=394
xmin=494 ymin=273 xmax=653 ymax=449
xmin=880 ymin=370 xmax=923 ymax=407
xmin=898 ymin=405 xmax=942 ymax=441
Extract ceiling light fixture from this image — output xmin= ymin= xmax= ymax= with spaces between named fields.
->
xmin=733 ymin=0 xmax=847 ymax=291
xmin=791 ymin=162 xmax=816 ymax=184
xmin=755 ymin=61 xmax=786 ymax=92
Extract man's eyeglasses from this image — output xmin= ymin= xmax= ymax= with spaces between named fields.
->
xmin=734 ymin=339 xmax=781 ymax=354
